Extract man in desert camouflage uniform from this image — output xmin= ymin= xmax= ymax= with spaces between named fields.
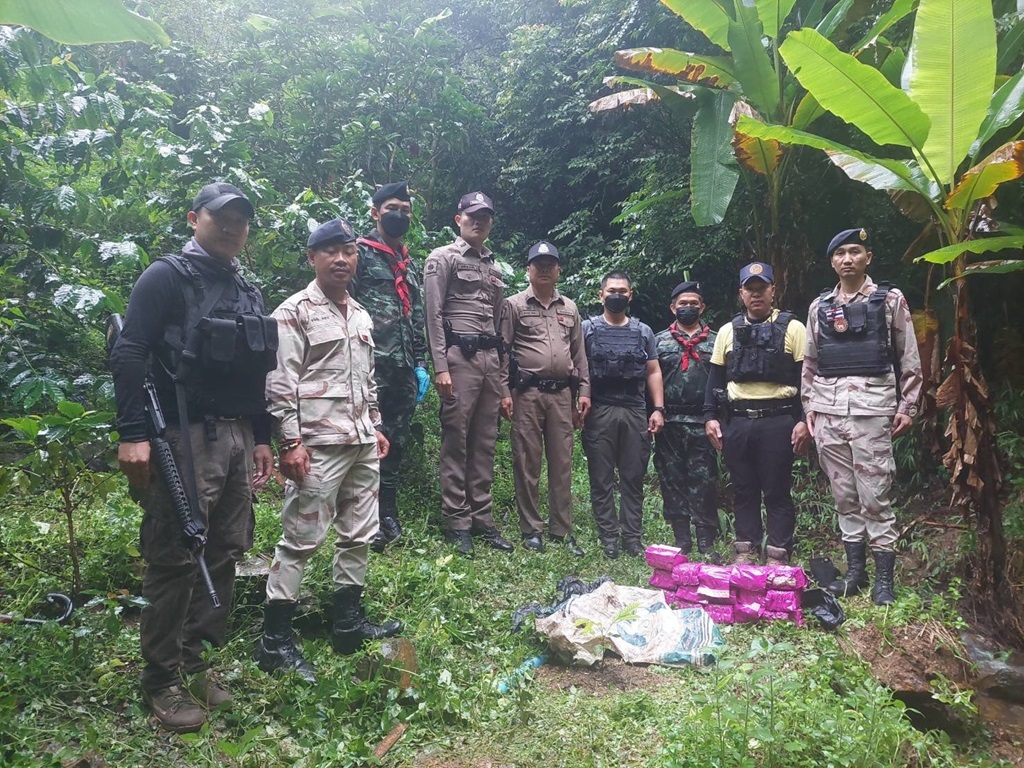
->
xmin=803 ymin=228 xmax=922 ymax=606
xmin=350 ymin=181 xmax=429 ymax=552
xmin=255 ymin=218 xmax=401 ymax=683
xmin=423 ymin=191 xmax=514 ymax=557
xmin=653 ymin=280 xmax=720 ymax=556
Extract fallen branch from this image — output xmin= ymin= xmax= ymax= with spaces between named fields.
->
xmin=372 ymin=722 xmax=408 ymax=760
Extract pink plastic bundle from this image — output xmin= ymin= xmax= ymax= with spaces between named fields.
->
xmin=673 ymin=585 xmax=700 ymax=604
xmin=765 ymin=565 xmax=808 ymax=591
xmin=703 ymin=604 xmax=734 ymax=623
xmin=729 ymin=565 xmax=769 ymax=592
xmin=671 ymin=562 xmax=702 ymax=586
xmin=697 ymin=565 xmax=732 ymax=590
xmin=762 ymin=589 xmax=801 ymax=613
xmin=734 ymin=598 xmax=765 ymax=623
xmin=644 ymin=544 xmax=688 ymax=571
xmin=649 ymin=570 xmax=676 ymax=591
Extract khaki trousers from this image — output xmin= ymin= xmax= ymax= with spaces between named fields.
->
xmin=438 ymin=347 xmax=501 ymax=531
xmin=510 ymin=387 xmax=575 ymax=537
xmin=814 ymin=413 xmax=897 ymax=551
xmin=265 ymin=443 xmax=379 ymax=602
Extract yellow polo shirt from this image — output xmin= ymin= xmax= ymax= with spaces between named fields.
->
xmin=710 ymin=309 xmax=806 ymax=401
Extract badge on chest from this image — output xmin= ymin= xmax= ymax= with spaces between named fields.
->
xmin=825 ymin=305 xmax=848 ymax=333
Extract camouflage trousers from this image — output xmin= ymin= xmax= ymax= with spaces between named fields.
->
xmin=814 ymin=413 xmax=897 ymax=551
xmin=376 ymin=360 xmax=418 ymax=494
xmin=653 ymin=421 xmax=720 ymax=532
xmin=265 ymin=443 xmax=379 ymax=602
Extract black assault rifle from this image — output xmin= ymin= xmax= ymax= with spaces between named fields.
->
xmin=106 ymin=315 xmax=221 ymax=608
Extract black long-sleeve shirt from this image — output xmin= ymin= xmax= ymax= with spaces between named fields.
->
xmin=109 ymin=244 xmax=271 ymax=444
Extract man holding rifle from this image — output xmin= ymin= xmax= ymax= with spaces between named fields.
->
xmin=109 ymin=182 xmax=276 ymax=733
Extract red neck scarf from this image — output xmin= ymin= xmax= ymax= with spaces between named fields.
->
xmin=357 ymin=237 xmax=411 ymax=317
xmin=669 ymin=322 xmax=709 ymax=371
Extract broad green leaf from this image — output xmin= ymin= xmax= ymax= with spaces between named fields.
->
xmin=879 ymin=46 xmax=906 ymax=87
xmin=735 ymin=116 xmax=929 ymax=193
xmin=57 ymin=400 xmax=85 ymax=419
xmin=753 ymin=0 xmax=798 ymax=38
xmin=905 ymin=0 xmax=997 ymax=185
xmin=732 ymin=101 xmax=783 ymax=174
xmin=946 ymin=140 xmax=1024 ymax=209
xmin=917 ymin=235 xmax=1024 ymax=264
xmin=997 ymin=17 xmax=1024 ymax=73
xmin=614 ymin=49 xmax=737 ymax=88
xmin=691 ymin=91 xmax=740 ymax=226
xmin=815 ymin=0 xmax=855 ymax=39
xmin=661 ymin=0 xmax=732 ymax=51
xmin=728 ymin=1 xmax=780 ymax=116
xmin=937 ymin=258 xmax=1024 ymax=287
xmin=0 ymin=0 xmax=169 ymax=45
xmin=970 ymin=71 xmax=1024 ymax=159
xmin=780 ymin=28 xmax=930 ymax=150
xmin=791 ymin=92 xmax=825 ymax=130
xmin=853 ymin=0 xmax=915 ymax=52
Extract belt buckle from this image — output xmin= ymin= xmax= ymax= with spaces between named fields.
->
xmin=746 ymin=409 xmax=762 ymax=419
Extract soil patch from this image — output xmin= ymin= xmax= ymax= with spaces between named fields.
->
xmin=535 ymin=656 xmax=673 ymax=695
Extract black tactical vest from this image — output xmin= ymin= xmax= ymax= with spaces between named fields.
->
xmin=586 ymin=316 xmax=648 ymax=380
xmin=725 ymin=311 xmax=796 ymax=385
xmin=816 ymin=284 xmax=893 ymax=377
xmin=156 ymin=254 xmax=278 ymax=416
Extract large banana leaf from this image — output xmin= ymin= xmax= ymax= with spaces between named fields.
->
xmin=905 ymin=0 xmax=997 ymax=186
xmin=0 ymin=0 xmax=169 ymax=45
xmin=936 ymin=259 xmax=1024 ymax=288
xmin=728 ymin=0 xmax=780 ymax=117
xmin=946 ymin=141 xmax=1024 ymax=209
xmin=753 ymin=0 xmax=798 ymax=38
xmin=589 ymin=77 xmax=700 ymax=122
xmin=691 ymin=90 xmax=741 ymax=226
xmin=735 ymin=116 xmax=929 ymax=194
xmin=661 ymin=0 xmax=732 ymax=52
xmin=815 ymin=0 xmax=855 ymax=38
xmin=916 ymin=235 xmax=1024 ymax=264
xmin=969 ymin=71 xmax=1024 ymax=159
xmin=998 ymin=16 xmax=1024 ymax=73
xmin=614 ymin=48 xmax=737 ymax=88
xmin=780 ymin=28 xmax=930 ymax=150
xmin=732 ymin=102 xmax=783 ymax=175
xmin=853 ymin=0 xmax=915 ymax=52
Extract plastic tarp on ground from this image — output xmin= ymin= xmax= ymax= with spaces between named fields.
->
xmin=534 ymin=581 xmax=724 ymax=667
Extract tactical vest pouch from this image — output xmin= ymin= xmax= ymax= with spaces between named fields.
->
xmin=844 ymin=302 xmax=868 ymax=333
xmin=203 ymin=318 xmax=238 ymax=366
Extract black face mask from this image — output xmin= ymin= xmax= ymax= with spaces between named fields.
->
xmin=380 ymin=210 xmax=411 ymax=238
xmin=604 ymin=293 xmax=630 ymax=314
xmin=675 ymin=306 xmax=700 ymax=326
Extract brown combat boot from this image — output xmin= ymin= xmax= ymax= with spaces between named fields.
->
xmin=185 ymin=670 xmax=232 ymax=709
xmin=765 ymin=545 xmax=790 ymax=566
xmin=142 ymin=684 xmax=206 ymax=733
xmin=732 ymin=541 xmax=758 ymax=565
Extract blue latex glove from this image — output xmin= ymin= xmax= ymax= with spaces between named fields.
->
xmin=415 ymin=366 xmax=430 ymax=403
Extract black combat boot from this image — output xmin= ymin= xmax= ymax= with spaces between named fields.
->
xmin=254 ymin=601 xmax=316 ymax=683
xmin=669 ymin=518 xmax=693 ymax=554
xmin=695 ymin=526 xmax=718 ymax=555
xmin=331 ymin=586 xmax=402 ymax=655
xmin=371 ymin=486 xmax=402 ymax=553
xmin=827 ymin=541 xmax=870 ymax=598
xmin=871 ymin=550 xmax=897 ymax=606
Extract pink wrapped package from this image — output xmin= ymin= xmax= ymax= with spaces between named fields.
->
xmin=644 ymin=544 xmax=688 ymax=571
xmin=765 ymin=609 xmax=805 ymax=626
xmin=649 ymin=569 xmax=676 ymax=591
xmin=765 ymin=565 xmax=809 ymax=591
xmin=672 ymin=562 xmax=702 ymax=586
xmin=702 ymin=604 xmax=734 ymax=623
xmin=734 ymin=599 xmax=765 ymax=623
xmin=729 ymin=565 xmax=769 ymax=591
xmin=697 ymin=565 xmax=732 ymax=590
xmin=697 ymin=584 xmax=732 ymax=604
xmin=763 ymin=589 xmax=801 ymax=613
xmin=673 ymin=586 xmax=701 ymax=604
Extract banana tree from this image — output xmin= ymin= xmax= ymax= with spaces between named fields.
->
xmin=589 ymin=0 xmax=914 ymax=294
xmin=737 ymin=0 xmax=1024 ymax=643
xmin=0 ymin=0 xmax=168 ymax=45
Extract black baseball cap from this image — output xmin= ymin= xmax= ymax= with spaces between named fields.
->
xmin=191 ymin=182 xmax=254 ymax=217
xmin=457 ymin=191 xmax=495 ymax=215
xmin=739 ymin=262 xmax=774 ymax=286
xmin=527 ymin=241 xmax=559 ymax=264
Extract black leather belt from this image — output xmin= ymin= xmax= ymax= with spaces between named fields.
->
xmin=521 ymin=377 xmax=570 ymax=392
xmin=730 ymin=399 xmax=798 ymax=419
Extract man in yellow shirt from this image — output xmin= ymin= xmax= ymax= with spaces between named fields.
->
xmin=703 ymin=263 xmax=810 ymax=565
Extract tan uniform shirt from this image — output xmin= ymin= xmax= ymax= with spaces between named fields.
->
xmin=498 ymin=286 xmax=591 ymax=398
xmin=266 ymin=280 xmax=381 ymax=446
xmin=802 ymin=275 xmax=923 ymax=417
xmin=423 ymin=237 xmax=506 ymax=374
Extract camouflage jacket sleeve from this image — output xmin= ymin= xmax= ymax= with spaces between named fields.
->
xmin=266 ymin=301 xmax=304 ymax=442
xmin=890 ymin=289 xmax=923 ymax=415
xmin=409 ymin=258 xmax=428 ymax=369
xmin=801 ymin=297 xmax=821 ymax=410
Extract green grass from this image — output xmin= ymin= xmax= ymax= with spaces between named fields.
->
xmin=0 ymin=400 xmax=1013 ymax=766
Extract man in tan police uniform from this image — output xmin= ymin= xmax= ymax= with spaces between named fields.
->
xmin=803 ymin=228 xmax=922 ymax=605
xmin=499 ymin=241 xmax=590 ymax=555
xmin=423 ymin=192 xmax=514 ymax=556
xmin=255 ymin=218 xmax=400 ymax=682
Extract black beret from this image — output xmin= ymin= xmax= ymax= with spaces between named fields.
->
xmin=307 ymin=218 xmax=357 ymax=249
xmin=826 ymin=228 xmax=869 ymax=257
xmin=670 ymin=280 xmax=702 ymax=300
xmin=372 ymin=181 xmax=410 ymax=209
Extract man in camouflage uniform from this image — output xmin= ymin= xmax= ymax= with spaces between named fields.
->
xmin=423 ymin=191 xmax=514 ymax=556
xmin=255 ymin=218 xmax=401 ymax=683
xmin=803 ymin=228 xmax=922 ymax=605
xmin=350 ymin=181 xmax=429 ymax=552
xmin=653 ymin=281 xmax=719 ymax=555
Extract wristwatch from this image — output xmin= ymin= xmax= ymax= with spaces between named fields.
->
xmin=652 ymin=406 xmax=666 ymax=414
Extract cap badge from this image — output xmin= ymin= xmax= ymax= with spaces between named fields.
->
xmin=859 ymin=228 xmax=867 ymax=241
xmin=342 ymin=221 xmax=353 ymax=237
xmin=538 ymin=243 xmax=549 ymax=254
xmin=748 ymin=263 xmax=763 ymax=275
xmin=474 ymin=193 xmax=485 ymax=203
